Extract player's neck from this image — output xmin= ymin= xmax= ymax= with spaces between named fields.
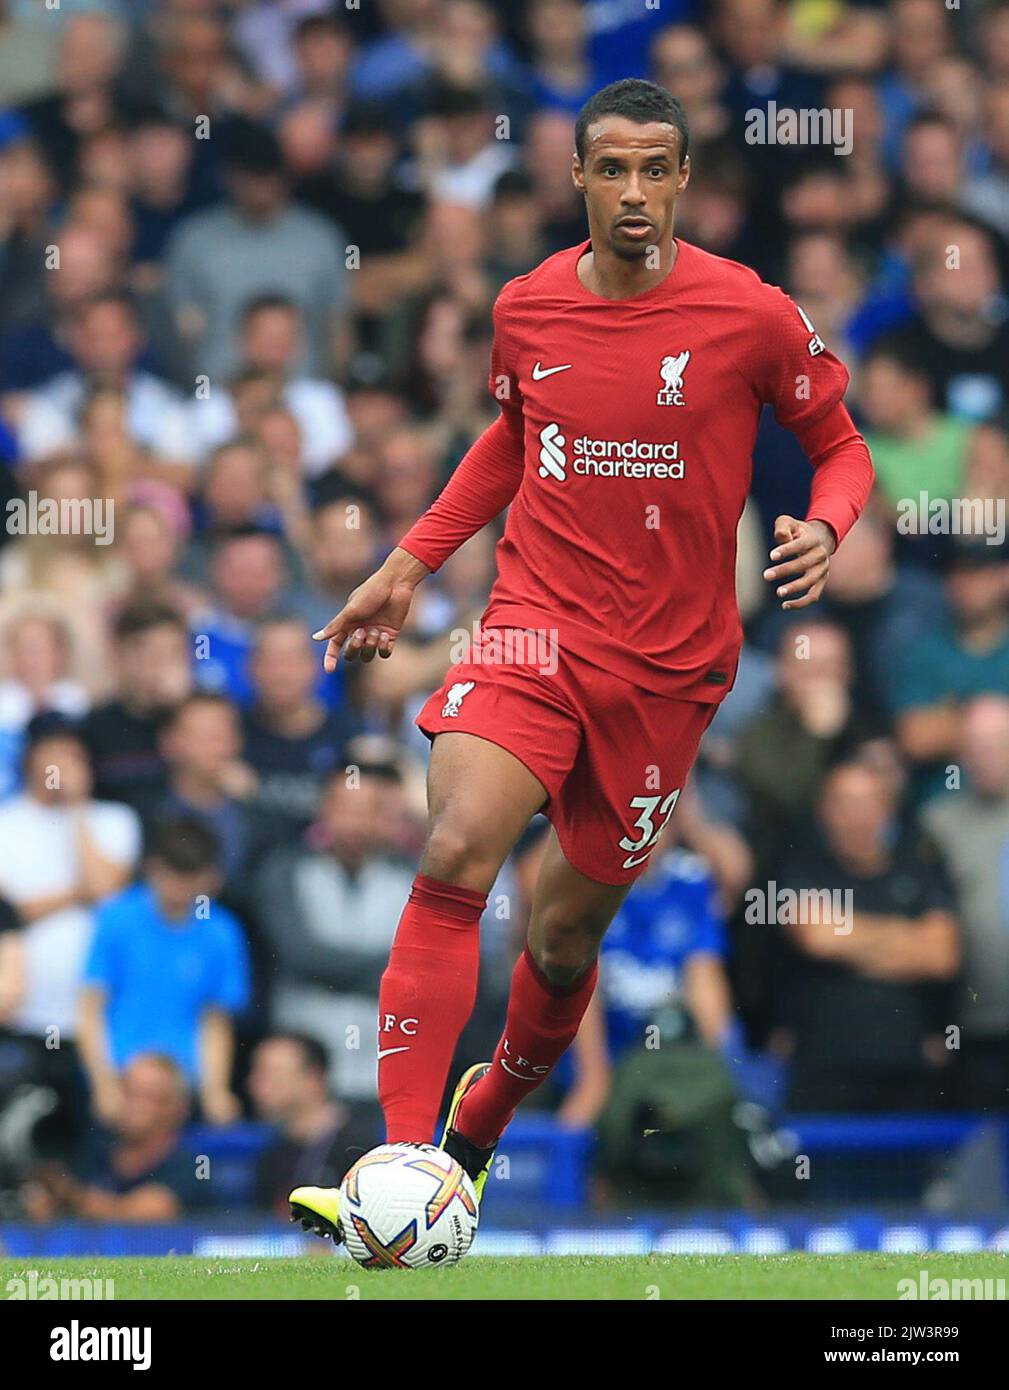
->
xmin=578 ymin=237 xmax=679 ymax=301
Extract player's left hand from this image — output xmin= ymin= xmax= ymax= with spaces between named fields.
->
xmin=763 ymin=516 xmax=836 ymax=611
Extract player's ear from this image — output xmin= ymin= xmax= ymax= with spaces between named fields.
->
xmin=572 ymin=155 xmax=585 ymax=194
xmin=677 ymin=154 xmax=690 ymax=195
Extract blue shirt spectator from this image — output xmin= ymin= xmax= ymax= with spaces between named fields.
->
xmin=599 ymin=847 xmax=727 ymax=1059
xmin=84 ymin=881 xmax=250 ymax=1082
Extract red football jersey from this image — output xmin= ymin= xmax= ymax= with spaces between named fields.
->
xmin=401 ymin=237 xmax=873 ymax=701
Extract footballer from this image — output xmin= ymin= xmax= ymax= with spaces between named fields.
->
xmin=291 ymin=79 xmax=874 ymax=1238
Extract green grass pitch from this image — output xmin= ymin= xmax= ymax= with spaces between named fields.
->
xmin=2 ymin=1253 xmax=1005 ymax=1300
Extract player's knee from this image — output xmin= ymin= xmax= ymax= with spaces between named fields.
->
xmin=530 ymin=910 xmax=600 ymax=986
xmin=420 ymin=817 xmax=499 ymax=892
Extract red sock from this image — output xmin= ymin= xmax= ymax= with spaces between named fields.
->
xmin=455 ymin=946 xmax=598 ymax=1149
xmin=378 ymin=872 xmax=485 ymax=1143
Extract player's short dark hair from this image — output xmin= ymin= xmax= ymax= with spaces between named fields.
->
xmin=148 ymin=815 xmax=221 ymax=874
xmin=113 ymin=598 xmax=187 ymax=644
xmin=575 ymin=79 xmax=689 ymax=165
xmin=266 ymin=1031 xmax=331 ymax=1076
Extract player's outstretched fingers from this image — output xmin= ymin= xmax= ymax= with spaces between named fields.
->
xmin=313 ymin=610 xmax=355 ymax=671
xmin=773 ymin=550 xmax=828 ymax=598
xmin=781 ymin=560 xmax=830 ymax=609
xmin=343 ymin=627 xmax=368 ymax=662
xmin=358 ymin=628 xmax=383 ymax=663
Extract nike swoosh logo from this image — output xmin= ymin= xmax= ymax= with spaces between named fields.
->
xmin=531 ymin=361 xmax=572 ymax=380
xmin=377 ymin=1047 xmax=410 ymax=1061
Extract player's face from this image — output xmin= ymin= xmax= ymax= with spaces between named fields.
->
xmin=572 ymin=116 xmax=689 ymax=261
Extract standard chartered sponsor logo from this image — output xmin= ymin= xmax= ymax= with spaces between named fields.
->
xmin=536 ymin=422 xmax=686 ymax=482
xmin=538 ymin=421 xmax=567 ymax=479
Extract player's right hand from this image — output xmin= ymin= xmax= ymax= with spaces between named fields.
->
xmin=312 ymin=571 xmax=416 ymax=671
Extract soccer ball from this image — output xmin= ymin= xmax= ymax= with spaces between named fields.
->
xmin=339 ymin=1143 xmax=479 ymax=1269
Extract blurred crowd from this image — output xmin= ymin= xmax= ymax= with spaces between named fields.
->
xmin=1 ymin=0 xmax=1008 ymax=1217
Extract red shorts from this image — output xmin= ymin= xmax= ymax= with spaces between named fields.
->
xmin=415 ymin=631 xmax=717 ymax=886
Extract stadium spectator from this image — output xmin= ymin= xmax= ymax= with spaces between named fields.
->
xmin=0 ymin=132 xmax=58 ymax=355
xmin=0 ymin=714 xmax=141 ymax=1136
xmin=295 ymin=101 xmax=427 ymax=327
xmin=860 ymin=339 xmax=972 ymax=512
xmin=791 ymin=510 xmax=947 ymax=724
xmin=248 ymin=1031 xmax=380 ymax=1217
xmin=78 ymin=817 xmax=249 ymax=1126
xmin=576 ymin=834 xmax=751 ymax=1204
xmin=898 ymin=112 xmax=965 ymax=211
xmin=0 ymin=221 xmax=121 ymax=393
xmin=125 ymin=107 xmax=202 ymax=281
xmin=922 ymin=696 xmax=1009 ymax=1109
xmin=253 ymin=765 xmax=415 ymax=1099
xmin=736 ymin=621 xmax=877 ymax=870
xmin=882 ymin=216 xmax=1009 ymax=422
xmin=83 ymin=599 xmax=192 ymax=821
xmin=298 ymin=486 xmax=382 ymax=637
xmin=156 ymin=694 xmax=264 ymax=891
xmin=286 ymin=11 xmax=356 ymax=110
xmin=190 ymin=528 xmax=292 ymax=705
xmin=526 ymin=0 xmax=598 ymax=115
xmin=22 ymin=1053 xmax=207 ymax=1223
xmin=650 ymin=25 xmax=729 ymax=145
xmin=112 ymin=495 xmax=205 ymax=622
xmin=777 ymin=759 xmax=959 ymax=1112
xmin=893 ymin=541 xmax=1009 ymax=798
xmin=187 ymin=295 xmax=354 ymax=477
xmin=17 ymin=10 xmax=127 ymax=193
xmin=12 ymin=291 xmax=195 ymax=480
xmin=0 ymin=4 xmax=57 ymax=108
xmin=166 ymin=117 xmax=348 ymax=382
xmin=233 ymin=1 xmax=342 ymax=102
xmin=242 ymin=618 xmax=355 ymax=832
xmin=189 ymin=439 xmax=282 ymax=556
xmin=0 ymin=607 xmax=88 ymax=799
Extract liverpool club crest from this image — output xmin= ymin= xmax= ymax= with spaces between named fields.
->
xmin=657 ymin=351 xmax=690 ymax=405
